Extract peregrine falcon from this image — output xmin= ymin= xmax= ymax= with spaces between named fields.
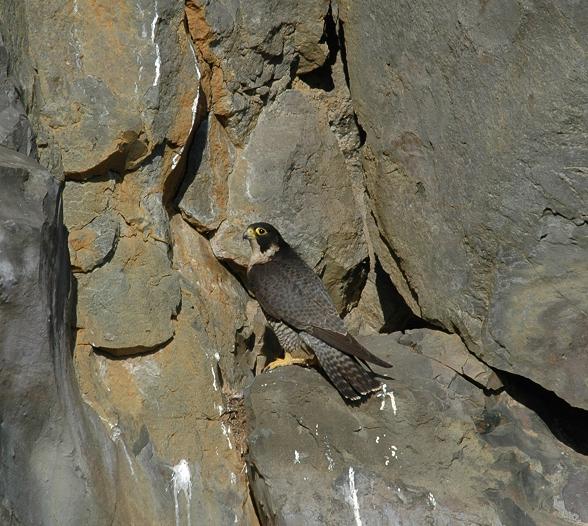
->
xmin=243 ymin=222 xmax=392 ymax=401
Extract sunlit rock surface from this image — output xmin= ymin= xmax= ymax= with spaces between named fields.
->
xmin=0 ymin=1 xmax=586 ymax=524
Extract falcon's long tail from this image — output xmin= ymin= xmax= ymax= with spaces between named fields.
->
xmin=300 ymin=333 xmax=382 ymax=401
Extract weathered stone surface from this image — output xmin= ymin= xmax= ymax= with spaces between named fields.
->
xmin=72 ymin=215 xmax=257 ymax=525
xmin=345 ymin=261 xmax=419 ymax=336
xmin=246 ymin=331 xmax=588 ymax=525
xmin=170 ymin=215 xmax=254 ymax=391
xmin=186 ymin=0 xmax=330 ymax=145
xmin=0 ymin=144 xmax=258 ymax=526
xmin=182 ymin=1 xmax=372 ymax=314
xmin=0 ymin=0 xmax=205 ymax=356
xmin=0 ymin=145 xmax=116 ymax=526
xmin=2 ymin=1 xmax=587 ymax=524
xmin=397 ymin=329 xmax=500 ymax=390
xmin=62 ymin=177 xmax=119 ymax=272
xmin=209 ymin=88 xmax=367 ymax=310
xmin=483 ymin=212 xmax=588 ymax=406
xmin=340 ymin=0 xmax=588 ymax=407
xmin=75 ymin=233 xmax=180 ymax=354
xmin=0 ymin=0 xmax=200 ymax=178
xmin=0 ymin=34 xmax=35 ymax=157
xmin=178 ymin=114 xmax=234 ymax=232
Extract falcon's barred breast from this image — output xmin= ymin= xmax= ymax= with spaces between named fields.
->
xmin=244 ymin=222 xmax=392 ymax=401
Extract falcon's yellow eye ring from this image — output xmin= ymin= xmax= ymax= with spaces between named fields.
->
xmin=255 ymin=227 xmax=267 ymax=236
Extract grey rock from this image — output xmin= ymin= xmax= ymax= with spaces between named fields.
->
xmin=62 ymin=177 xmax=119 ymax=272
xmin=0 ymin=145 xmax=116 ymax=526
xmin=0 ymin=0 xmax=199 ymax=178
xmin=187 ymin=0 xmax=330 ymax=144
xmin=210 ymin=88 xmax=367 ymax=311
xmin=340 ymin=0 xmax=588 ymax=407
xmin=178 ymin=115 xmax=235 ymax=232
xmin=246 ymin=331 xmax=588 ymax=525
xmin=483 ymin=212 xmax=588 ymax=407
xmin=75 ymin=234 xmax=180 ymax=355
xmin=397 ymin=329 xmax=500 ymax=390
xmin=0 ymin=33 xmax=35 ymax=157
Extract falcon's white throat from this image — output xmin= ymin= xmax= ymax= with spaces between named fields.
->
xmin=248 ymin=239 xmax=279 ymax=267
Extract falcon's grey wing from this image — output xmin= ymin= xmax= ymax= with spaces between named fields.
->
xmin=247 ymin=247 xmax=340 ymax=329
xmin=247 ymin=247 xmax=392 ymax=368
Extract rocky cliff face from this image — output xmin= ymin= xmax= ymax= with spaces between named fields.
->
xmin=0 ymin=1 xmax=586 ymax=525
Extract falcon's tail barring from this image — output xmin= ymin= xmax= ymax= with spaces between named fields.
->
xmin=300 ymin=333 xmax=382 ymax=401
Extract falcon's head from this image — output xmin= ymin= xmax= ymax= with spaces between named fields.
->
xmin=243 ymin=222 xmax=287 ymax=258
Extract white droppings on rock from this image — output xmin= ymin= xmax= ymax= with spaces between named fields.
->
xmin=323 ymin=436 xmax=335 ymax=471
xmin=245 ymin=174 xmax=253 ymax=201
xmin=171 ymin=459 xmax=192 ymax=526
xmin=111 ymin=426 xmax=121 ymax=441
xmin=347 ymin=467 xmax=363 ymax=526
xmin=428 ymin=492 xmax=437 ymax=508
xmin=211 ymin=365 xmax=218 ymax=391
xmin=112 ymin=426 xmax=136 ymax=478
xmin=377 ymin=384 xmax=397 ymax=415
xmin=294 ymin=450 xmax=301 ymax=464
xmin=0 ymin=260 xmax=15 ymax=290
xmin=220 ymin=422 xmax=233 ymax=449
xmin=97 ymin=359 xmax=110 ymax=391
xmin=187 ymin=39 xmax=201 ymax=128
xmin=171 ymin=150 xmax=183 ymax=170
xmin=385 ymin=445 xmax=398 ymax=466
xmin=191 ymin=91 xmax=199 ymax=129
xmin=217 ymin=404 xmax=224 ymax=416
xmin=151 ymin=1 xmax=161 ymax=87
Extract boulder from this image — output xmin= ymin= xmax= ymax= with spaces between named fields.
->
xmin=339 ymin=0 xmax=588 ymax=407
xmin=246 ymin=331 xmax=588 ymax=525
xmin=0 ymin=145 xmax=116 ymax=526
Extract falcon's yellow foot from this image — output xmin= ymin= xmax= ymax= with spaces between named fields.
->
xmin=264 ymin=353 xmax=315 ymax=371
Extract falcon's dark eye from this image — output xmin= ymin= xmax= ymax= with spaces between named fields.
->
xmin=256 ymin=227 xmax=267 ymax=236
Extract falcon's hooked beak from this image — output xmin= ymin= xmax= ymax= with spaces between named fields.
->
xmin=243 ymin=227 xmax=256 ymax=241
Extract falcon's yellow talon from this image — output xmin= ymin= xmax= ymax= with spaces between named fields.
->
xmin=264 ymin=353 xmax=314 ymax=372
